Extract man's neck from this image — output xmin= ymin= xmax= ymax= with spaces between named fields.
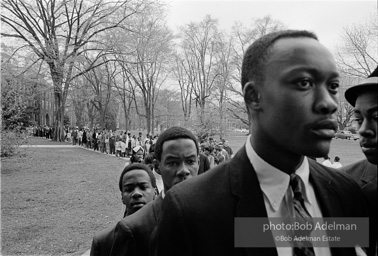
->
xmin=249 ymin=135 xmax=304 ymax=175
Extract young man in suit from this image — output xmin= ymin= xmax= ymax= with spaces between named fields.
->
xmin=90 ymin=163 xmax=156 ymax=256
xmin=341 ymin=66 xmax=377 ymax=256
xmin=154 ymin=30 xmax=369 ymax=256
xmin=109 ymin=126 xmax=200 ymax=256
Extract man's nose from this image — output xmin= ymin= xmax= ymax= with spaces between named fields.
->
xmin=177 ymin=163 xmax=191 ymax=179
xmin=358 ymin=119 xmax=375 ymax=138
xmin=132 ymin=189 xmax=143 ymax=198
xmin=314 ymin=86 xmax=338 ymax=115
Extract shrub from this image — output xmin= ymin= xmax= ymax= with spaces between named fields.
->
xmin=1 ymin=129 xmax=28 ymax=157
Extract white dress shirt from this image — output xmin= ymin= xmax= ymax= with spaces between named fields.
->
xmin=246 ymin=136 xmax=331 ymax=256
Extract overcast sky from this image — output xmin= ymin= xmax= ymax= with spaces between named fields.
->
xmin=163 ymin=0 xmax=376 ymax=52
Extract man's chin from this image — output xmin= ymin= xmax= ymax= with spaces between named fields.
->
xmin=132 ymin=203 xmax=145 ymax=211
xmin=301 ymin=142 xmax=331 ymax=158
xmin=364 ymin=153 xmax=377 ymax=165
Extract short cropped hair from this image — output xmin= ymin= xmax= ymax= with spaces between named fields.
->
xmin=155 ymin=126 xmax=199 ymax=161
xmin=241 ymin=30 xmax=318 ymax=90
xmin=119 ymin=163 xmax=156 ymax=192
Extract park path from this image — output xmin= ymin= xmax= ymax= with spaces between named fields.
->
xmin=20 ymin=137 xmax=130 ymax=160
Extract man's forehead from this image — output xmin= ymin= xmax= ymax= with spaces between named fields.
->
xmin=355 ymin=91 xmax=378 ymax=110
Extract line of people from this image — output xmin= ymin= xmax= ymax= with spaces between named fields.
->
xmin=88 ymin=30 xmax=376 ymax=256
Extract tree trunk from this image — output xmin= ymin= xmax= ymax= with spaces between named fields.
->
xmin=53 ymin=93 xmax=65 ymax=141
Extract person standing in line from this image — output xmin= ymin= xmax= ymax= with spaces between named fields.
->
xmin=214 ymin=144 xmax=225 ymax=165
xmin=78 ymin=128 xmax=83 ymax=146
xmin=109 ymin=126 xmax=200 ymax=256
xmin=332 ymin=156 xmax=342 ymax=169
xmin=203 ymin=145 xmax=215 ymax=168
xmin=341 ymin=66 xmax=377 ymax=256
xmin=223 ymin=140 xmax=234 ymax=158
xmin=154 ymin=30 xmax=369 ymax=256
xmin=109 ymin=131 xmax=116 ymax=155
xmin=90 ymin=163 xmax=157 ymax=256
xmin=321 ymin=155 xmax=333 ymax=167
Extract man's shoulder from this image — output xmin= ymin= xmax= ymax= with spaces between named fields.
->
xmin=309 ymin=159 xmax=361 ymax=187
xmin=341 ymin=159 xmax=377 ymax=183
xmin=166 ymin=157 xmax=236 ymax=203
xmin=340 ymin=159 xmax=368 ymax=175
xmin=117 ymin=198 xmax=161 ymax=233
xmin=93 ymin=224 xmax=116 ymax=242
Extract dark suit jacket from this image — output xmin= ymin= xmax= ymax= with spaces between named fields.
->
xmin=154 ymin=146 xmax=369 ymax=256
xmin=109 ymin=194 xmax=163 ymax=256
xmin=90 ymin=224 xmax=117 ymax=256
xmin=342 ymin=160 xmax=377 ymax=256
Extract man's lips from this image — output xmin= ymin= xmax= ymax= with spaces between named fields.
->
xmin=131 ymin=202 xmax=145 ymax=208
xmin=311 ymin=120 xmax=338 ymax=138
xmin=360 ymin=142 xmax=377 ymax=154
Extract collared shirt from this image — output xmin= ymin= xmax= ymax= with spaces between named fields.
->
xmin=245 ymin=135 xmax=331 ymax=256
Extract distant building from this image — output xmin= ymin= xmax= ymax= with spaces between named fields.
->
xmin=33 ymin=86 xmax=54 ymax=126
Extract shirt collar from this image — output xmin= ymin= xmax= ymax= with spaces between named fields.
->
xmin=245 ymin=136 xmax=312 ymax=212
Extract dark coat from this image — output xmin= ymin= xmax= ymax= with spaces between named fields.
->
xmin=90 ymin=224 xmax=116 ymax=256
xmin=110 ymin=195 xmax=163 ymax=256
xmin=154 ymin=146 xmax=369 ymax=256
xmin=342 ymin=159 xmax=377 ymax=256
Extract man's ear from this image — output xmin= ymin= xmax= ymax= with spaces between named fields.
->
xmin=121 ymin=194 xmax=125 ymax=205
xmin=243 ymin=81 xmax=261 ymax=110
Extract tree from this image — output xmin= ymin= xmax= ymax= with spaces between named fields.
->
xmin=335 ymin=15 xmax=378 ymax=78
xmin=1 ymin=50 xmax=43 ymax=129
xmin=114 ymin=57 xmax=138 ymax=132
xmin=336 ymin=101 xmax=354 ymax=131
xmin=179 ymin=15 xmax=220 ymax=127
xmin=213 ymin=32 xmax=233 ymax=138
xmin=1 ymin=0 xmax=147 ymax=141
xmin=228 ymin=16 xmax=286 ymax=125
xmin=116 ymin=3 xmax=173 ymax=134
xmin=80 ymin=55 xmax=116 ymax=129
xmin=172 ymin=51 xmax=194 ymax=126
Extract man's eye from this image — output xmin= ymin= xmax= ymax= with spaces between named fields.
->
xmin=352 ymin=118 xmax=363 ymax=127
xmin=124 ymin=187 xmax=134 ymax=193
xmin=296 ymin=79 xmax=313 ymax=88
xmin=167 ymin=162 xmax=176 ymax=167
xmin=187 ymin=159 xmax=195 ymax=164
xmin=328 ymin=82 xmax=340 ymax=93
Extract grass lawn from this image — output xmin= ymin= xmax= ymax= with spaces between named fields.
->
xmin=1 ymin=137 xmax=127 ymax=255
xmin=1 ymin=134 xmax=365 ymax=255
xmin=223 ymin=132 xmax=365 ymax=166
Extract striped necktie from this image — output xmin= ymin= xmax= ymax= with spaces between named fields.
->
xmin=290 ymin=174 xmax=315 ymax=256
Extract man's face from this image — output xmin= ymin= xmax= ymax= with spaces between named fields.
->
xmin=253 ymin=37 xmax=339 ymax=158
xmin=158 ymin=138 xmax=199 ymax=192
xmin=354 ymin=90 xmax=377 ymax=164
xmin=121 ymin=169 xmax=155 ymax=215
xmin=135 ymin=150 xmax=144 ymax=162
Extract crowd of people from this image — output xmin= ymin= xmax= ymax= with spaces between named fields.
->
xmin=62 ymin=128 xmax=159 ymax=157
xmin=32 ymin=125 xmax=54 ymax=139
xmin=30 ymin=29 xmax=376 ymax=256
xmin=85 ymin=30 xmax=377 ymax=256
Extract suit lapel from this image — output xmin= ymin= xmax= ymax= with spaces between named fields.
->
xmin=309 ymin=161 xmax=344 ymax=217
xmin=361 ymin=160 xmax=377 ymax=187
xmin=230 ymin=146 xmax=278 ymax=256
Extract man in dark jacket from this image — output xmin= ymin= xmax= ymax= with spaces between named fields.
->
xmin=154 ymin=30 xmax=369 ymax=256
xmin=341 ymin=66 xmax=377 ymax=256
xmin=109 ymin=126 xmax=200 ymax=256
xmin=90 ymin=163 xmax=156 ymax=256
